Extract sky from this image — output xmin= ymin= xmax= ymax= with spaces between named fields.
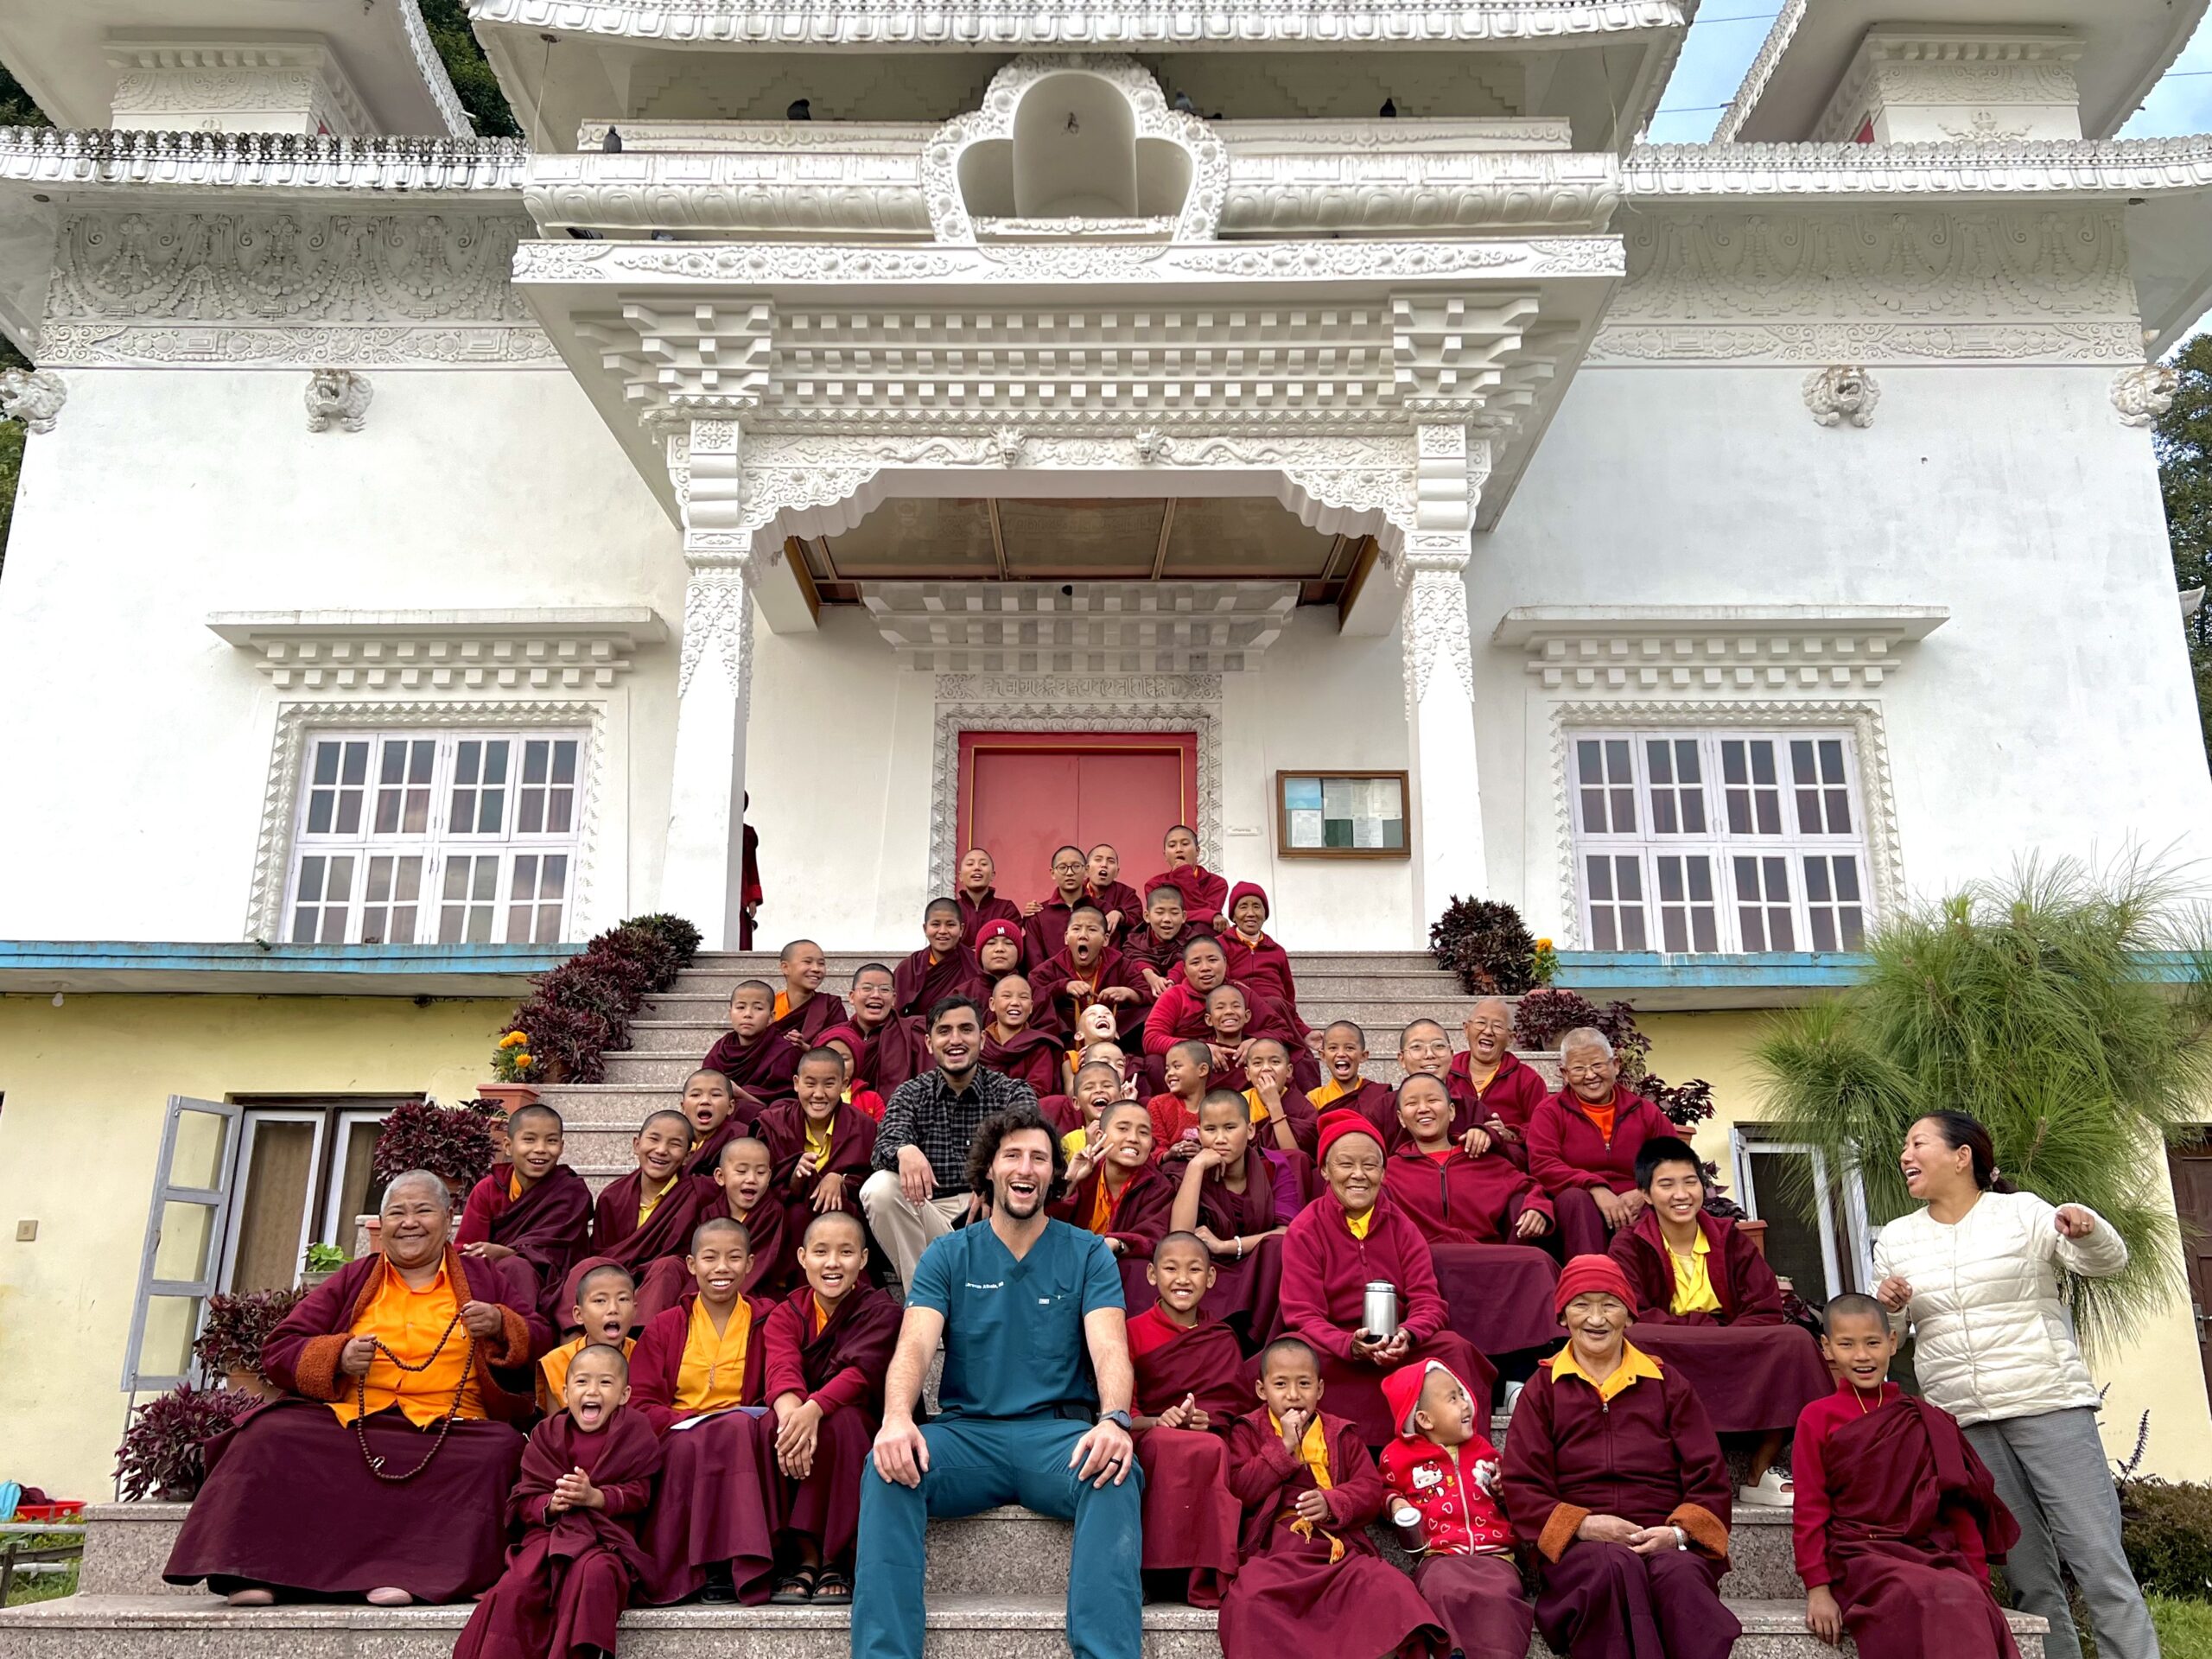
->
xmin=1642 ymin=6 xmax=2212 ymax=143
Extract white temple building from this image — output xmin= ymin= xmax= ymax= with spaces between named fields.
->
xmin=5 ymin=0 xmax=2212 ymax=1497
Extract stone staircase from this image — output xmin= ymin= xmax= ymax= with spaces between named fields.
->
xmin=542 ymin=950 xmax=1529 ymax=1191
xmin=1 ymin=1491 xmax=2044 ymax=1658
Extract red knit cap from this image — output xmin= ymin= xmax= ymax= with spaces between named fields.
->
xmin=1553 ymin=1253 xmax=1636 ymax=1316
xmin=975 ymin=918 xmax=1022 ymax=950
xmin=1315 ymin=1108 xmax=1383 ymax=1166
xmin=1227 ymin=880 xmax=1269 ymax=920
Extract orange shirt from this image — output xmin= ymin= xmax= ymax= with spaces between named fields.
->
xmin=538 ymin=1333 xmax=638 ymax=1412
xmin=329 ymin=1259 xmax=483 ymax=1427
xmin=812 ymin=1297 xmax=832 ymax=1337
xmin=1308 ymin=1077 xmax=1354 ymax=1109
xmin=1086 ymin=1172 xmax=1121 ymax=1233
xmin=507 ymin=1170 xmax=524 ymax=1202
xmin=676 ymin=1297 xmax=754 ymax=1413
xmin=1585 ymin=1096 xmax=1619 ymax=1143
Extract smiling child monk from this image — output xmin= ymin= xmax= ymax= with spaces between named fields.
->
xmin=762 ymin=1211 xmax=902 ymax=1607
xmin=538 ymin=1262 xmax=639 ymax=1414
xmin=454 ymin=1341 xmax=662 ymax=1659
xmin=635 ymin=1137 xmax=789 ymax=1322
xmin=1147 ymin=1039 xmax=1213 ymax=1160
xmin=631 ymin=1217 xmax=782 ymax=1607
xmin=1306 ymin=1020 xmax=1396 ymax=1141
xmin=981 ymin=974 xmax=1065 ymax=1097
xmin=1051 ymin=1098 xmax=1176 ymax=1266
xmin=1124 ymin=1231 xmax=1246 ymax=1607
xmin=770 ymin=939 xmax=846 ymax=1046
xmin=954 ymin=848 xmax=1024 ymax=937
xmin=842 ymin=961 xmax=928 ymax=1097
xmin=1023 ymin=844 xmax=1094 ymax=970
xmin=458 ymin=1104 xmax=593 ymax=1331
xmin=591 ymin=1110 xmax=715 ymax=1306
xmin=704 ymin=982 xmax=801 ymax=1107
xmin=1144 ymin=824 xmax=1230 ymax=933
xmin=1122 ymin=884 xmax=1203 ymax=1003
xmin=1084 ymin=844 xmax=1143 ymax=940
xmin=1165 ymin=1088 xmax=1300 ymax=1339
xmin=677 ymin=1068 xmax=762 ymax=1180
xmin=893 ymin=899 xmax=985 ymax=1018
xmin=756 ymin=1046 xmax=880 ymax=1233
xmin=1028 ymin=901 xmax=1143 ymax=1041
xmin=1219 ymin=1337 xmax=1447 ymax=1659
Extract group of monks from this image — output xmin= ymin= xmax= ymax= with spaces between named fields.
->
xmin=160 ymin=826 xmax=2027 ymax=1659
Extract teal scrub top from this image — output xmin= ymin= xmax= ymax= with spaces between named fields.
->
xmin=907 ymin=1217 xmax=1124 ymax=1421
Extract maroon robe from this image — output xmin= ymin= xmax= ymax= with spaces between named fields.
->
xmin=1027 ymin=942 xmax=1145 ymax=1040
xmin=637 ymin=1198 xmax=792 ymax=1322
xmin=683 ymin=1103 xmax=767 ymax=1182
xmin=1223 ymin=930 xmax=1305 ymax=1033
xmin=1793 ymin=1383 xmax=2021 ymax=1659
xmin=893 ymin=944 xmax=988 ymax=1019
xmin=1022 ymin=893 xmax=1090 ymax=972
xmin=754 ymin=1099 xmax=880 ymax=1220
xmin=1124 ymin=1306 xmax=1246 ymax=1606
xmin=453 ymin=1407 xmax=662 ymax=1659
xmin=760 ymin=1282 xmax=903 ymax=1564
xmin=1085 ymin=878 xmax=1145 ymax=936
xmin=164 ymin=1250 xmax=536 ymax=1600
xmin=1385 ymin=1142 xmax=1560 ymax=1357
xmin=1050 ymin=1160 xmax=1176 ymax=1262
xmin=1121 ymin=921 xmax=1206 ymax=994
xmin=1309 ymin=1079 xmax=1399 ymax=1147
xmin=957 ymin=887 xmax=1024 ymax=936
xmin=1527 ymin=1088 xmax=1676 ymax=1257
xmin=1145 ymin=863 xmax=1230 ymax=928
xmin=1143 ymin=981 xmax=1303 ymax=1068
xmin=456 ymin=1164 xmax=594 ymax=1329
xmin=982 ymin=1022 xmax=1065 ymax=1097
xmin=740 ymin=821 xmax=761 ymax=950
xmin=1446 ymin=1050 xmax=1550 ymax=1167
xmin=702 ymin=1028 xmax=802 ymax=1105
xmin=1278 ymin=1192 xmax=1496 ymax=1443
xmin=1220 ymin=1409 xmax=1446 ymax=1659
xmin=771 ymin=990 xmax=847 ymax=1046
xmin=846 ymin=1013 xmax=927 ymax=1097
xmin=629 ymin=1292 xmax=782 ymax=1605
xmin=1499 ymin=1349 xmax=1739 ymax=1659
xmin=591 ymin=1170 xmax=718 ymax=1297
xmin=1148 ymin=1153 xmax=1306 ymax=1339
xmin=1609 ymin=1210 xmax=1833 ymax=1434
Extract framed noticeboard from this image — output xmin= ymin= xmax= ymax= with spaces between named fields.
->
xmin=1274 ymin=771 xmax=1410 ymax=858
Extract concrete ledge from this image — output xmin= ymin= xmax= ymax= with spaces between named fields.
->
xmin=77 ymin=1504 xmax=194 ymax=1598
xmin=0 ymin=942 xmax=571 ymax=996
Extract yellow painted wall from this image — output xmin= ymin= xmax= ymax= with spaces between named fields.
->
xmin=0 ymin=993 xmax=511 ymax=1501
xmin=1640 ymin=1008 xmax=2212 ymax=1481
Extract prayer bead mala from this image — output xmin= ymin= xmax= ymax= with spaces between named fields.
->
xmin=350 ymin=1309 xmax=479 ymax=1483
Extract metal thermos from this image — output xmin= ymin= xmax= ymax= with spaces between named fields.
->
xmin=1363 ymin=1281 xmax=1400 ymax=1341
xmin=1390 ymin=1501 xmax=1426 ymax=1552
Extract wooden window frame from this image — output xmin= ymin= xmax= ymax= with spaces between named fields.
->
xmin=1273 ymin=769 xmax=1412 ymax=861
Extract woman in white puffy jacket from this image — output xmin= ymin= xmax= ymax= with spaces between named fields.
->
xmin=1873 ymin=1110 xmax=2158 ymax=1659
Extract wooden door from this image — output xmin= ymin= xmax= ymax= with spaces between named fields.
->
xmin=958 ymin=732 xmax=1198 ymax=906
xmin=2167 ymin=1139 xmax=2212 ymax=1403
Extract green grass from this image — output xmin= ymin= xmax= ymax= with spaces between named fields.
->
xmin=1 ymin=1561 xmax=77 ymax=1606
xmin=2153 ymin=1595 xmax=2212 ymax=1659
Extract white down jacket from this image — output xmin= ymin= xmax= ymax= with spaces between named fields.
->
xmin=1871 ymin=1190 xmax=2127 ymax=1427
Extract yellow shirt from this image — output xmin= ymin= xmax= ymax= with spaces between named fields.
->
xmin=1242 ymin=1089 xmax=1275 ymax=1125
xmin=1667 ymin=1230 xmax=1723 ymax=1317
xmin=804 ymin=1116 xmax=834 ymax=1166
xmin=637 ymin=1171 xmax=682 ymax=1228
xmin=1308 ymin=1077 xmax=1354 ymax=1109
xmin=676 ymin=1297 xmax=755 ymax=1413
xmin=1268 ymin=1411 xmax=1344 ymax=1560
xmin=1549 ymin=1340 xmax=1664 ymax=1404
xmin=330 ymin=1259 xmax=484 ymax=1427
xmin=1344 ymin=1206 xmax=1374 ymax=1240
xmin=538 ymin=1334 xmax=638 ymax=1412
xmin=1063 ymin=1128 xmax=1090 ymax=1158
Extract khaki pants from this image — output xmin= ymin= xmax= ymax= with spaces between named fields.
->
xmin=859 ymin=1171 xmax=970 ymax=1287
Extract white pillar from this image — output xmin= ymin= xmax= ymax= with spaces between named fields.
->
xmin=1401 ymin=423 xmax=1488 ymax=936
xmin=661 ymin=419 xmax=757 ymax=950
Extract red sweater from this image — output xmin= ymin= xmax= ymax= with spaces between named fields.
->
xmin=1280 ymin=1192 xmax=1451 ymax=1361
xmin=1222 ymin=930 xmax=1300 ymax=1027
xmin=1142 ymin=979 xmax=1298 ymax=1058
xmin=1379 ymin=1430 xmax=1515 ymax=1556
xmin=1143 ymin=863 xmax=1230 ymax=928
xmin=1526 ymin=1087 xmax=1674 ymax=1196
xmin=1608 ymin=1209 xmax=1786 ymax=1326
xmin=1383 ymin=1141 xmax=1554 ymax=1243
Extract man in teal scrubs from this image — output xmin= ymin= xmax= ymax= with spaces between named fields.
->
xmin=853 ymin=1104 xmax=1142 ymax=1659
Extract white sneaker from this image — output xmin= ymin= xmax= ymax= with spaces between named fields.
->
xmin=1738 ymin=1470 xmax=1794 ymax=1507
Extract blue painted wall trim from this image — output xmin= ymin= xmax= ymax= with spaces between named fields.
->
xmin=0 ymin=940 xmax=576 ymax=976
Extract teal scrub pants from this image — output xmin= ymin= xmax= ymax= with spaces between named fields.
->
xmin=852 ymin=1414 xmax=1144 ymax=1659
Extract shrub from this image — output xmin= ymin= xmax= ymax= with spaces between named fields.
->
xmin=599 ymin=922 xmax=686 ymax=992
xmin=1428 ymin=897 xmax=1537 ymax=995
xmin=2121 ymin=1478 xmax=2212 ymax=1601
xmin=115 ymin=1385 xmax=257 ymax=1501
xmin=626 ymin=912 xmax=704 ymax=966
xmin=369 ymin=1099 xmax=497 ymax=1189
xmin=491 ymin=912 xmax=702 ymax=1084
xmin=190 ymin=1287 xmax=302 ymax=1384
xmin=1512 ymin=988 xmax=1653 ymax=1082
xmin=510 ymin=996 xmax=615 ymax=1084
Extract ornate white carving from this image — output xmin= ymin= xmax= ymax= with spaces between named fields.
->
xmin=929 ymin=692 xmax=1224 ymax=894
xmin=105 ymin=40 xmax=375 ymax=137
xmin=394 ymin=0 xmax=480 ymax=137
xmin=1808 ymin=29 xmax=2085 ymax=146
xmin=245 ymin=698 xmax=607 ymax=944
xmin=0 ymin=128 xmax=527 ymax=192
xmin=1804 ymin=365 xmax=1880 ymax=428
xmin=0 ymin=369 xmax=66 ymax=435
xmin=303 ymin=367 xmax=371 ymax=433
xmin=1403 ymin=563 xmax=1476 ymax=709
xmin=678 ymin=569 xmax=754 ymax=701
xmin=208 ymin=608 xmax=667 ymax=691
xmin=41 ymin=207 xmax=551 ymax=370
xmin=1627 ymin=136 xmax=2212 ymax=201
xmin=863 ymin=582 xmax=1297 ymax=672
xmin=1589 ymin=321 xmax=2144 ymax=367
xmin=1497 ymin=605 xmax=1948 ymax=693
xmin=2113 ymin=363 xmax=2179 ymax=429
xmin=1547 ymin=699 xmax=1905 ymax=951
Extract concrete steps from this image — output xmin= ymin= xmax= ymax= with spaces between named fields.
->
xmin=13 ymin=1503 xmax=2045 ymax=1659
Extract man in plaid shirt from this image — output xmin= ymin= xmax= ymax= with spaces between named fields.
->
xmin=860 ymin=994 xmax=1039 ymax=1285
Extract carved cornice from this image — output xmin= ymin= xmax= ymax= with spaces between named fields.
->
xmin=1807 ymin=29 xmax=2083 ymax=147
xmin=1626 ymin=135 xmax=2212 ymax=201
xmin=1497 ymin=605 xmax=1948 ymax=693
xmin=208 ymin=608 xmax=669 ymax=691
xmin=862 ymin=581 xmax=1298 ymax=672
xmin=105 ymin=40 xmax=378 ymax=138
xmin=474 ymin=0 xmax=1688 ymax=49
xmin=0 ymin=127 xmax=526 ymax=193
xmin=397 ymin=0 xmax=478 ymax=137
xmin=1715 ymin=0 xmax=1806 ymax=144
xmin=1588 ymin=321 xmax=2145 ymax=368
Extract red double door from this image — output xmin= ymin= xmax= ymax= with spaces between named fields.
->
xmin=957 ymin=731 xmax=1198 ymax=907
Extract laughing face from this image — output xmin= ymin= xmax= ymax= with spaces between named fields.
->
xmin=850 ymin=968 xmax=897 ymax=1027
xmin=1563 ymin=1291 xmax=1630 ymax=1352
xmin=1322 ymin=1133 xmax=1385 ymax=1215
xmin=989 ymin=1124 xmax=1058 ymax=1220
xmin=572 ymin=1271 xmax=636 ymax=1345
xmin=1821 ymin=1310 xmax=1897 ymax=1392
xmin=563 ymin=1346 xmax=629 ymax=1431
xmin=990 ymin=975 xmax=1034 ymax=1033
xmin=1395 ymin=1075 xmax=1453 ymax=1147
xmin=682 ymin=1071 xmax=736 ymax=1138
xmin=1397 ymin=1021 xmax=1452 ymax=1080
xmin=931 ymin=1001 xmax=982 ymax=1078
xmin=715 ymin=1139 xmax=773 ymax=1215
xmin=798 ymin=1214 xmax=868 ymax=1304
xmin=1463 ymin=998 xmax=1511 ymax=1067
xmin=1148 ymin=1236 xmax=1216 ymax=1315
xmin=687 ymin=1228 xmax=752 ymax=1308
xmin=1644 ymin=1157 xmax=1704 ymax=1230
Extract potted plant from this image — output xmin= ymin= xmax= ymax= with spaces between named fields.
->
xmin=301 ymin=1242 xmax=347 ymax=1287
xmin=480 ymin=1027 xmax=540 ymax=1114
xmin=114 ymin=1385 xmax=257 ymax=1502
xmin=1427 ymin=896 xmax=1538 ymax=995
xmin=368 ymin=1099 xmax=498 ymax=1205
xmin=191 ymin=1287 xmax=302 ymax=1398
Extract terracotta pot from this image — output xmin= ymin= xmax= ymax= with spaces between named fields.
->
xmin=224 ymin=1367 xmax=274 ymax=1400
xmin=475 ymin=1083 xmax=541 ymax=1114
xmin=1737 ymin=1217 xmax=1769 ymax=1258
xmin=298 ymin=1268 xmax=340 ymax=1290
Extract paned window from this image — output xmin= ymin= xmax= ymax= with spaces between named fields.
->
xmin=1568 ymin=730 xmax=1872 ymax=954
xmin=283 ymin=730 xmax=585 ymax=944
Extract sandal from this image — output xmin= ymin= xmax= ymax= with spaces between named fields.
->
xmin=812 ymin=1567 xmax=853 ymax=1605
xmin=770 ymin=1567 xmax=818 ymax=1605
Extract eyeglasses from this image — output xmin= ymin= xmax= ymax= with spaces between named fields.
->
xmin=1562 ymin=1063 xmax=1612 ymax=1080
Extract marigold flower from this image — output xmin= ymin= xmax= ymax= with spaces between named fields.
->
xmin=514 ymin=1052 xmax=533 ymax=1070
xmin=499 ymin=1030 xmax=529 ymax=1048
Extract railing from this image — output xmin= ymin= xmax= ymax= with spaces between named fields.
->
xmin=0 ymin=1522 xmax=86 ymax=1603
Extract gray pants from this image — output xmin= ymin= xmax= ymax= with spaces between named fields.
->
xmin=1964 ymin=1407 xmax=2159 ymax=1659
xmin=859 ymin=1171 xmax=970 ymax=1287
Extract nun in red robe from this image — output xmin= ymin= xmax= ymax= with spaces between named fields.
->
xmin=590 ymin=1127 xmax=719 ymax=1305
xmin=1526 ymin=1082 xmax=1676 ymax=1257
xmin=1028 ymin=914 xmax=1146 ymax=1042
xmin=1794 ymin=1357 xmax=2021 ymax=1659
xmin=1125 ymin=1235 xmax=1251 ymax=1607
xmin=767 ymin=943 xmax=846 ymax=1047
xmin=456 ymin=1155 xmax=593 ymax=1331
xmin=1222 ymin=881 xmax=1308 ymax=1037
xmin=1445 ymin=1013 xmax=1550 ymax=1168
xmin=638 ymin=1149 xmax=793 ymax=1321
xmin=980 ymin=973 xmax=1069 ymax=1096
xmin=453 ymin=1376 xmax=662 ymax=1659
xmin=1280 ymin=1113 xmax=1495 ymax=1444
xmin=755 ymin=1095 xmax=879 ymax=1237
xmin=1383 ymin=1075 xmax=1561 ymax=1358
xmin=1499 ymin=1255 xmax=1739 ymax=1659
xmin=1219 ymin=1340 xmax=1447 ymax=1659
xmin=677 ymin=1071 xmax=768 ymax=1181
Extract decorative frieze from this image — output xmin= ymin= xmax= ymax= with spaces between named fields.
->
xmin=0 ymin=128 xmax=527 ymax=193
xmin=105 ymin=39 xmax=376 ymax=137
xmin=1625 ymin=134 xmax=2212 ymax=201
xmin=1497 ymin=606 xmax=1948 ymax=694
xmin=1809 ymin=29 xmax=2086 ymax=146
xmin=862 ymin=582 xmax=1297 ymax=673
xmin=208 ymin=609 xmax=668 ymax=691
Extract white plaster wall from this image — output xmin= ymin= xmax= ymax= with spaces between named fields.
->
xmin=1472 ymin=363 xmax=2212 ymax=938
xmin=0 ymin=368 xmax=683 ymax=942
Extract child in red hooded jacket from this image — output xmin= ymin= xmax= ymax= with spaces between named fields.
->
xmin=1378 ymin=1360 xmax=1533 ymax=1659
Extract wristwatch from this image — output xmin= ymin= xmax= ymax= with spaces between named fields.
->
xmin=1101 ymin=1409 xmax=1134 ymax=1431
